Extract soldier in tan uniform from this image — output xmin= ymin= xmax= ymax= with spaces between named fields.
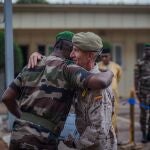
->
xmin=64 ymin=32 xmax=117 ymax=150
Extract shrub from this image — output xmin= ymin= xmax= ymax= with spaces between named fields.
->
xmin=0 ymin=31 xmax=23 ymax=75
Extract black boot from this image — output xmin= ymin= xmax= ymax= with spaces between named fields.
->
xmin=141 ymin=132 xmax=147 ymax=143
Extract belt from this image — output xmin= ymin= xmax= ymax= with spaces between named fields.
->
xmin=21 ymin=112 xmax=56 ymax=133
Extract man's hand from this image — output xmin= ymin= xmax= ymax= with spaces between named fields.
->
xmin=63 ymin=134 xmax=76 ymax=148
xmin=27 ymin=52 xmax=43 ymax=68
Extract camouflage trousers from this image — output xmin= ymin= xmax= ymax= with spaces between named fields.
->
xmin=9 ymin=119 xmax=59 ymax=150
xmin=139 ymin=94 xmax=150 ymax=135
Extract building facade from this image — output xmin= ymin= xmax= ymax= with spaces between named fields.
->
xmin=0 ymin=4 xmax=150 ymax=97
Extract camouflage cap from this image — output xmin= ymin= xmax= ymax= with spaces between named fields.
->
xmin=56 ymin=31 xmax=74 ymax=42
xmin=72 ymin=32 xmax=103 ymax=52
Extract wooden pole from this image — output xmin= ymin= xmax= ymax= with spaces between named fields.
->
xmin=129 ymin=89 xmax=135 ymax=144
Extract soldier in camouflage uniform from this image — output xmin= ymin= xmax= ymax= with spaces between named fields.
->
xmin=1 ymin=31 xmax=113 ymax=150
xmin=64 ymin=32 xmax=117 ymax=150
xmin=134 ymin=43 xmax=150 ymax=143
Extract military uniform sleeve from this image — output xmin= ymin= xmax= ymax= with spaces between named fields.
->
xmin=64 ymin=64 xmax=113 ymax=90
xmin=64 ymin=64 xmax=92 ymax=89
xmin=9 ymin=67 xmax=26 ymax=94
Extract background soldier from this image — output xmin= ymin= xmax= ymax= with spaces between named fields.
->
xmin=134 ymin=43 xmax=150 ymax=143
xmin=2 ymin=31 xmax=113 ymax=150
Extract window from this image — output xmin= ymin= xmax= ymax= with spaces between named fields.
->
xmin=112 ymin=44 xmax=123 ymax=66
xmin=136 ymin=43 xmax=144 ymax=60
xmin=38 ymin=45 xmax=45 ymax=55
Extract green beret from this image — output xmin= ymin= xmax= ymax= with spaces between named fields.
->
xmin=56 ymin=31 xmax=74 ymax=42
xmin=102 ymin=48 xmax=111 ymax=54
xmin=144 ymin=43 xmax=150 ymax=49
xmin=102 ymin=41 xmax=112 ymax=54
xmin=72 ymin=32 xmax=103 ymax=52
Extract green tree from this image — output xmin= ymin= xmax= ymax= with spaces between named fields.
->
xmin=0 ymin=31 xmax=23 ymax=75
xmin=16 ymin=0 xmax=49 ymax=4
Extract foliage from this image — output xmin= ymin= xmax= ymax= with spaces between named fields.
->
xmin=16 ymin=0 xmax=49 ymax=4
xmin=0 ymin=31 xmax=23 ymax=74
xmin=14 ymin=43 xmax=24 ymax=74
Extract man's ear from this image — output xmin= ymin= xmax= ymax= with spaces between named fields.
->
xmin=88 ymin=52 xmax=94 ymax=60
